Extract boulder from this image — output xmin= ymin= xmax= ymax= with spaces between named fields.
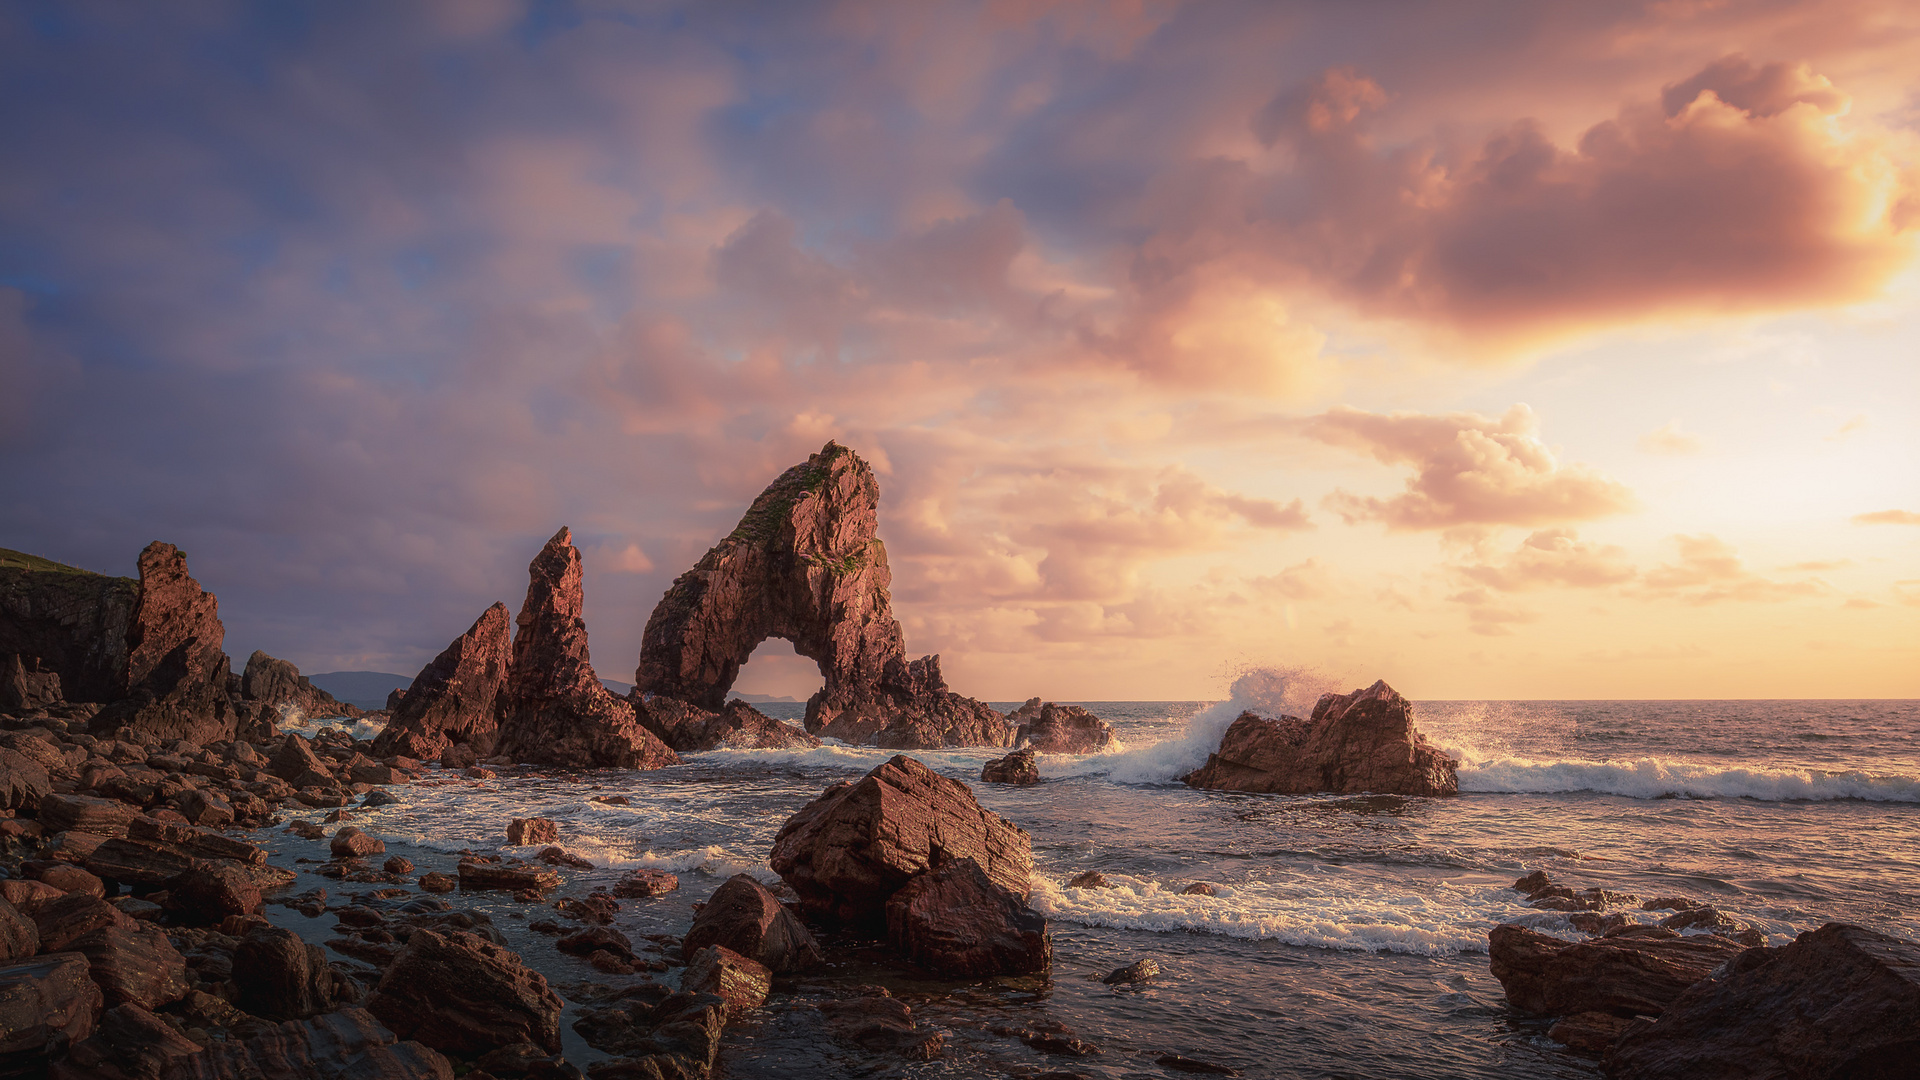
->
xmin=367 ymin=929 xmax=564 ymax=1056
xmin=31 ymin=863 xmax=104 ymax=899
xmin=981 ymin=748 xmax=1039 ymax=785
xmin=1007 ymin=698 xmax=1115 ymax=754
xmin=681 ymin=944 xmax=772 ymax=1012
xmin=32 ymin=895 xmax=133 ymax=952
xmin=384 ymin=856 xmax=414 ymax=875
xmin=635 ymin=441 xmax=1008 ymax=749
xmin=886 ymin=856 xmax=1051 ymax=978
xmin=330 ymin=826 xmax=386 ymax=858
xmin=1103 ymin=958 xmax=1161 ymax=985
xmin=232 ymin=925 xmax=358 ymax=1021
xmin=71 ymin=923 xmax=191 ymax=1009
xmin=571 ymin=990 xmax=725 ymax=1074
xmin=371 ymin=604 xmax=512 ymax=762
xmin=457 ymin=858 xmax=559 ymax=892
xmin=89 ymin=543 xmax=239 ymax=745
xmin=157 ymin=1006 xmax=453 ymax=1080
xmin=1487 ymin=923 xmax=1747 ymax=1019
xmin=47 ymin=1001 xmax=201 ymax=1080
xmin=681 ymin=874 xmax=824 ymax=973
xmin=612 ymin=869 xmax=679 ymax=898
xmin=491 ymin=529 xmax=681 ymax=770
xmin=164 ymin=863 xmax=262 ymax=925
xmin=506 ymin=818 xmax=558 ymax=846
xmin=1182 ymin=681 xmax=1458 ymax=797
xmin=1 ymin=880 xmax=65 ymax=912
xmin=637 ymin=696 xmax=822 ymax=752
xmin=0 ymin=652 xmax=64 ymax=710
xmin=1607 ymin=922 xmax=1920 ymax=1079
xmin=0 ymin=953 xmax=102 ymax=1069
xmin=0 ymin=546 xmax=139 ymax=706
xmin=38 ymin=793 xmax=140 ymax=837
xmin=268 ymin=733 xmax=328 ymax=782
xmin=556 ymin=926 xmax=632 ymax=960
xmin=1068 ymin=871 xmax=1113 ymax=889
xmin=0 ymin=898 xmax=39 ymax=962
xmin=769 ymin=754 xmax=1033 ymax=926
xmin=0 ymin=748 xmax=50 ymax=812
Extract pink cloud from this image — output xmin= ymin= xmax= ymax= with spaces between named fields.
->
xmin=1457 ymin=529 xmax=1637 ymax=591
xmin=1641 ymin=534 xmax=1829 ymax=604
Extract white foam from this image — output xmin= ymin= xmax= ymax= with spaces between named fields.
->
xmin=1031 ymin=872 xmax=1526 ymax=955
xmin=1458 ymin=756 xmax=1920 ymax=803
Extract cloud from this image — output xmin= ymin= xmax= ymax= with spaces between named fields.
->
xmin=1637 ymin=420 xmax=1705 ymax=455
xmin=1309 ymin=404 xmax=1636 ymax=529
xmin=1457 ymin=528 xmax=1637 ymax=591
xmin=1445 ymin=587 xmax=1540 ymax=636
xmin=1825 ymin=414 xmax=1870 ymax=441
xmin=1641 ymin=534 xmax=1828 ymax=604
xmin=1853 ymin=510 xmax=1920 ymax=525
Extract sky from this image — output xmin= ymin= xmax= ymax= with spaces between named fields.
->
xmin=2 ymin=0 xmax=1916 ymax=702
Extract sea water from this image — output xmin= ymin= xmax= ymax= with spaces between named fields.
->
xmin=259 ymin=676 xmax=1920 ymax=1079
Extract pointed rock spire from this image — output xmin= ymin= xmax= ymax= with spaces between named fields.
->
xmin=372 ymin=602 xmax=512 ymax=761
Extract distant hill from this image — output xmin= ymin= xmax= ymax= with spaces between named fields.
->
xmin=308 ymin=671 xmax=414 ymax=711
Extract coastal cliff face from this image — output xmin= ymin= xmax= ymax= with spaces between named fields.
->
xmin=239 ymin=650 xmax=360 ymax=719
xmin=1182 ymin=680 xmax=1458 ymax=797
xmin=372 ymin=603 xmax=512 ymax=761
xmin=0 ymin=548 xmax=138 ymax=707
xmin=495 ymin=528 xmax=678 ymax=770
xmin=637 ymin=442 xmax=1006 ymax=748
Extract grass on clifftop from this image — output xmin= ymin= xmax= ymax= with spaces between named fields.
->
xmin=0 ymin=548 xmax=102 ymax=576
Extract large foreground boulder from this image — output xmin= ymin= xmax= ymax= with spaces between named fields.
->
xmin=639 ymin=696 xmax=821 ymax=752
xmin=1182 ymin=680 xmax=1458 ymax=796
xmin=1488 ymin=924 xmax=1747 ymax=1019
xmin=90 ymin=543 xmax=239 ymax=745
xmin=371 ymin=603 xmax=512 ymax=762
xmin=366 ymin=929 xmax=563 ymax=1055
xmin=681 ymin=874 xmax=824 ymax=973
xmin=885 ymin=857 xmax=1051 ymax=978
xmin=492 ymin=529 xmax=679 ymax=770
xmin=636 ymin=441 xmax=1009 ymax=749
xmin=1007 ymin=698 xmax=1115 ymax=753
xmin=1606 ymin=922 xmax=1920 ymax=1079
xmin=0 ymin=953 xmax=102 ymax=1070
xmin=769 ymin=755 xmax=1033 ymax=926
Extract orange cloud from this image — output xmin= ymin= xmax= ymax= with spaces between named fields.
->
xmin=1853 ymin=509 xmax=1920 ymax=525
xmin=1309 ymin=404 xmax=1636 ymax=529
xmin=1457 ymin=528 xmax=1637 ymax=591
xmin=1641 ymin=534 xmax=1829 ymax=604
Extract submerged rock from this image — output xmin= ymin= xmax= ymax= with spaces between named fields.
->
xmin=1008 ymin=698 xmax=1115 ymax=754
xmin=1181 ymin=680 xmax=1458 ymax=797
xmin=769 ymin=754 xmax=1033 ymax=927
xmin=636 ymin=441 xmax=1007 ymax=749
xmin=493 ymin=529 xmax=680 ymax=770
xmin=638 ymin=696 xmax=821 ymax=752
xmin=885 ymin=856 xmax=1051 ymax=978
xmin=980 ymin=748 xmax=1040 ymax=786
xmin=371 ymin=603 xmax=512 ymax=762
xmin=1607 ymin=922 xmax=1920 ymax=1079
xmin=1487 ymin=923 xmax=1746 ymax=1019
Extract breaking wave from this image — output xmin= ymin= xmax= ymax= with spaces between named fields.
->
xmin=1457 ymin=756 xmax=1920 ymax=803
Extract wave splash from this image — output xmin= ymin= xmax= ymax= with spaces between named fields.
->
xmin=1456 ymin=755 xmax=1920 ymax=802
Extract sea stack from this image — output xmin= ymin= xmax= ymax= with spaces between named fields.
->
xmin=636 ymin=441 xmax=1009 ymax=749
xmin=1182 ymin=680 xmax=1458 ymax=797
xmin=493 ymin=528 xmax=679 ymax=769
xmin=372 ymin=603 xmax=513 ymax=762
xmin=89 ymin=543 xmax=240 ymax=745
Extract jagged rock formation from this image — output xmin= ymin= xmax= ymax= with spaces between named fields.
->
xmin=1182 ymin=680 xmax=1458 ymax=797
xmin=89 ymin=544 xmax=238 ymax=745
xmin=635 ymin=442 xmax=1008 ymax=749
xmin=0 ymin=547 xmax=138 ymax=706
xmin=372 ymin=604 xmax=512 ymax=762
xmin=1007 ymin=698 xmax=1115 ymax=754
xmin=637 ymin=696 xmax=820 ymax=753
xmin=493 ymin=529 xmax=679 ymax=770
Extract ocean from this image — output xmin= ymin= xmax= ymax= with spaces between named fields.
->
xmin=264 ymin=674 xmax=1920 ymax=1078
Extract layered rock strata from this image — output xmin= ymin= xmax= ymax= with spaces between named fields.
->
xmin=1182 ymin=680 xmax=1458 ymax=796
xmin=372 ymin=603 xmax=511 ymax=762
xmin=636 ymin=442 xmax=1007 ymax=748
xmin=493 ymin=529 xmax=678 ymax=770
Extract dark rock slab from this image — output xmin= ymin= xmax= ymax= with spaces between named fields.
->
xmin=770 ymin=755 xmax=1032 ymax=927
xmin=1488 ymin=923 xmax=1746 ymax=1018
xmin=366 ymin=929 xmax=563 ymax=1056
xmin=1607 ymin=922 xmax=1920 ymax=1079
xmin=157 ymin=1006 xmax=453 ymax=1080
xmin=0 ymin=748 xmax=50 ymax=812
xmin=681 ymin=944 xmax=772 ymax=1012
xmin=0 ymin=953 xmax=102 ymax=1070
xmin=886 ymin=856 xmax=1051 ymax=978
xmin=232 ymin=924 xmax=358 ymax=1022
xmin=47 ymin=1001 xmax=200 ymax=1080
xmin=71 ymin=923 xmax=191 ymax=1010
xmin=1182 ymin=680 xmax=1458 ymax=796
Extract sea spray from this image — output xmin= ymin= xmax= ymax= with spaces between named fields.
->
xmin=1056 ymin=665 xmax=1344 ymax=784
